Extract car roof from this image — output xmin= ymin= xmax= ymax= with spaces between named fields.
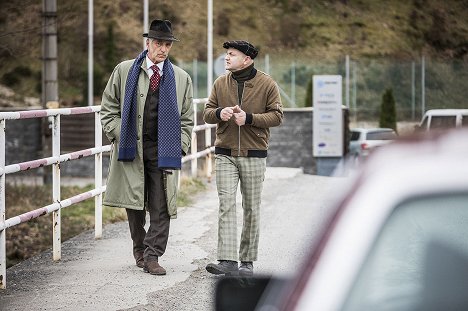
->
xmin=424 ymin=109 xmax=468 ymax=116
xmin=351 ymin=127 xmax=395 ymax=133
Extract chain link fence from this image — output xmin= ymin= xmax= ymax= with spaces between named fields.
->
xmin=180 ymin=56 xmax=468 ymax=123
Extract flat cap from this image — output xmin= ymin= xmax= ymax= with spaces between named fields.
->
xmin=223 ymin=40 xmax=258 ymax=59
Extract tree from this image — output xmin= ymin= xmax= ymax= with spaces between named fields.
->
xmin=379 ymin=88 xmax=397 ymax=132
xmin=304 ymin=78 xmax=313 ymax=107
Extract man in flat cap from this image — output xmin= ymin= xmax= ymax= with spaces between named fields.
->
xmin=100 ymin=19 xmax=193 ymax=276
xmin=204 ymin=40 xmax=283 ymax=276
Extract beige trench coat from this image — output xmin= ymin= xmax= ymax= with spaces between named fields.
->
xmin=100 ymin=58 xmax=194 ymax=218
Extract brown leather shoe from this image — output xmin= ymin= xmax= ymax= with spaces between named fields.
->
xmin=134 ymin=251 xmax=144 ymax=268
xmin=143 ymin=261 xmax=166 ymax=275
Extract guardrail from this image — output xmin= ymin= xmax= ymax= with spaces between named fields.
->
xmin=187 ymin=98 xmax=215 ymax=180
xmin=0 ymin=99 xmax=215 ymax=289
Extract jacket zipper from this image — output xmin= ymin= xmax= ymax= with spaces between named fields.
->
xmin=237 ymin=86 xmax=245 ymax=156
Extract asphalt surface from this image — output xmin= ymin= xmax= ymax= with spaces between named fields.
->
xmin=0 ymin=167 xmax=349 ymax=311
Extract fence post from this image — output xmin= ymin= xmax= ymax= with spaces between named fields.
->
xmin=52 ymin=114 xmax=61 ymax=261
xmin=205 ymin=127 xmax=212 ymax=181
xmin=0 ymin=120 xmax=6 ymax=289
xmin=191 ymin=101 xmax=198 ymax=177
xmin=94 ymin=111 xmax=102 ymax=239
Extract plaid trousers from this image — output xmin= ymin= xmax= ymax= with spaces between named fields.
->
xmin=215 ymin=154 xmax=266 ymax=262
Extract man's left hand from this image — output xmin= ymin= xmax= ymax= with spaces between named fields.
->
xmin=233 ymin=106 xmax=246 ymax=126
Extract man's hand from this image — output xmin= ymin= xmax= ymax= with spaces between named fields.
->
xmin=233 ymin=105 xmax=246 ymax=126
xmin=220 ymin=107 xmax=234 ymax=121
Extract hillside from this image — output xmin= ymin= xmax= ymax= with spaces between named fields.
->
xmin=0 ymin=0 xmax=467 ymax=108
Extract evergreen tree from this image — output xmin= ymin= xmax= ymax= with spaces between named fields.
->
xmin=305 ymin=78 xmax=313 ymax=107
xmin=379 ymin=88 xmax=397 ymax=132
xmin=105 ymin=23 xmax=117 ymax=74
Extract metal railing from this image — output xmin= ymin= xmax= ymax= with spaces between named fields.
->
xmin=0 ymin=106 xmax=108 ymax=289
xmin=0 ymin=99 xmax=215 ymax=289
xmin=185 ymin=98 xmax=215 ymax=180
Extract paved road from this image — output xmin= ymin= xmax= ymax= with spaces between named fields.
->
xmin=0 ymin=168 xmax=348 ymax=311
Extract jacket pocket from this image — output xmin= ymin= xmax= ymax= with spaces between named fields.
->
xmin=103 ymin=119 xmax=121 ymax=142
xmin=164 ymin=170 xmax=179 ymax=217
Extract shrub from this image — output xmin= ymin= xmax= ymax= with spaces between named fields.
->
xmin=379 ymin=88 xmax=397 ymax=132
xmin=1 ymin=71 xmax=20 ymax=86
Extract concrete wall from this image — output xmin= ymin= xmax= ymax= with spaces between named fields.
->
xmin=267 ymin=108 xmax=316 ymax=174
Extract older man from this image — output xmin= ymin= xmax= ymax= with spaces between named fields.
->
xmin=100 ymin=19 xmax=193 ymax=275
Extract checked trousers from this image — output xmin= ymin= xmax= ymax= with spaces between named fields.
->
xmin=215 ymin=154 xmax=266 ymax=262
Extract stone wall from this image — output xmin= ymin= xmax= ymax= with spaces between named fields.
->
xmin=267 ymin=108 xmax=316 ymax=174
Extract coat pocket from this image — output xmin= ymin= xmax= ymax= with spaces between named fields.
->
xmin=164 ymin=170 xmax=179 ymax=217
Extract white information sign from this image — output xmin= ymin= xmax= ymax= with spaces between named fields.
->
xmin=214 ymin=54 xmax=227 ymax=77
xmin=313 ymin=75 xmax=343 ymax=157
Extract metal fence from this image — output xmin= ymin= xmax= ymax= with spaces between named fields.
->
xmin=180 ymin=56 xmax=468 ymax=122
xmin=0 ymin=99 xmax=214 ymax=289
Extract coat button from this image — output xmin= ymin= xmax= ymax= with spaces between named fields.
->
xmin=138 ymin=115 xmax=141 ymax=118
xmin=140 ymin=94 xmax=144 ymax=97
xmin=137 ymin=137 xmax=140 ymax=140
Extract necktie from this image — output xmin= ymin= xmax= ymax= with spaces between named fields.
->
xmin=150 ymin=65 xmax=161 ymax=91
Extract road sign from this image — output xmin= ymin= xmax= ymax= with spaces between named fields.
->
xmin=214 ymin=54 xmax=226 ymax=77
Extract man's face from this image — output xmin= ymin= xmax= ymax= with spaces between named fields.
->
xmin=225 ymin=48 xmax=250 ymax=72
xmin=146 ymin=39 xmax=173 ymax=64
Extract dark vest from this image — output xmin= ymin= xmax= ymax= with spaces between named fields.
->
xmin=143 ymin=86 xmax=159 ymax=157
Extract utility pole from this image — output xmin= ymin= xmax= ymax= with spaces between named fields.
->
xmin=42 ymin=0 xmax=59 ymax=185
xmin=42 ymin=0 xmax=58 ymax=109
xmin=143 ymin=0 xmax=148 ymax=49
xmin=88 ymin=0 xmax=93 ymax=106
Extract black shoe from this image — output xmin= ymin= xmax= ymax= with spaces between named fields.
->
xmin=206 ymin=260 xmax=238 ymax=275
xmin=239 ymin=261 xmax=253 ymax=276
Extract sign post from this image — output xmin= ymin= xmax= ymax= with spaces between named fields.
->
xmin=313 ymin=75 xmax=344 ymax=175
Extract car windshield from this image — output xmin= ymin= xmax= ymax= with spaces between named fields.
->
xmin=366 ymin=131 xmax=396 ymax=140
xmin=350 ymin=131 xmax=360 ymax=141
xmin=342 ymin=193 xmax=468 ymax=311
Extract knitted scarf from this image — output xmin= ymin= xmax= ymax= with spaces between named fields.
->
xmin=118 ymin=50 xmax=181 ymax=169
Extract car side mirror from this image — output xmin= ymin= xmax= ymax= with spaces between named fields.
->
xmin=215 ymin=275 xmax=291 ymax=311
xmin=215 ymin=276 xmax=271 ymax=311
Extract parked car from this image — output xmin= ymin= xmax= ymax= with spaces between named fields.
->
xmin=416 ymin=109 xmax=468 ymax=132
xmin=349 ymin=127 xmax=397 ymax=160
xmin=215 ymin=129 xmax=468 ymax=311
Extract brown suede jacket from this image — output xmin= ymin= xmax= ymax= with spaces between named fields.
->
xmin=203 ymin=69 xmax=283 ymax=157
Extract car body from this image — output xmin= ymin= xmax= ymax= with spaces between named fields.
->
xmin=349 ymin=127 xmax=397 ymax=159
xmin=216 ymin=129 xmax=468 ymax=311
xmin=417 ymin=109 xmax=468 ymax=132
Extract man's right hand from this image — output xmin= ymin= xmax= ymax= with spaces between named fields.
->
xmin=220 ymin=107 xmax=234 ymax=121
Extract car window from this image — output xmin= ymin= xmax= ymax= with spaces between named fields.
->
xmin=462 ymin=116 xmax=468 ymax=127
xmin=342 ymin=193 xmax=468 ymax=311
xmin=429 ymin=116 xmax=457 ymax=129
xmin=350 ymin=131 xmax=361 ymax=141
xmin=420 ymin=116 xmax=428 ymax=130
xmin=366 ymin=131 xmax=396 ymax=140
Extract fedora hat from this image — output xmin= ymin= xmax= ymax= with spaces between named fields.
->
xmin=143 ymin=19 xmax=180 ymax=42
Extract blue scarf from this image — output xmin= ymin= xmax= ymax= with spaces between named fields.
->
xmin=118 ymin=50 xmax=181 ymax=169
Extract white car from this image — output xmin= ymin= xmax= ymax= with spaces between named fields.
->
xmin=417 ymin=109 xmax=468 ymax=132
xmin=349 ymin=127 xmax=397 ymax=159
xmin=216 ymin=129 xmax=468 ymax=311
